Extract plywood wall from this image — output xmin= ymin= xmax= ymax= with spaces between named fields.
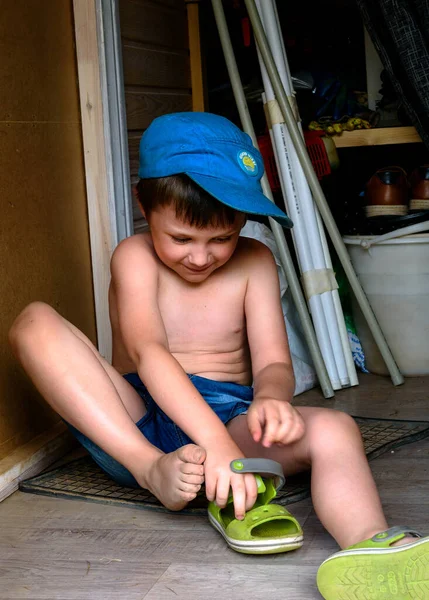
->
xmin=0 ymin=1 xmax=96 ymax=459
xmin=119 ymin=0 xmax=192 ymax=233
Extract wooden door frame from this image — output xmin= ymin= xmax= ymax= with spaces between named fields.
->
xmin=73 ymin=0 xmax=133 ymax=362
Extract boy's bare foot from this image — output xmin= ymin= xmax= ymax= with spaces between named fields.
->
xmin=143 ymin=444 xmax=206 ymax=511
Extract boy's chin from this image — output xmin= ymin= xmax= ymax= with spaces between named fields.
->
xmin=177 ymin=264 xmax=216 ymax=282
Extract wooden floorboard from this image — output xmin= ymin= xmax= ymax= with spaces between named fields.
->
xmin=294 ymin=372 xmax=429 ymax=421
xmin=0 ymin=375 xmax=428 ymax=599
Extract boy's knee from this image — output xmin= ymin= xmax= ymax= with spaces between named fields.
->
xmin=308 ymin=409 xmax=361 ymax=446
xmin=9 ymin=301 xmax=59 ymax=353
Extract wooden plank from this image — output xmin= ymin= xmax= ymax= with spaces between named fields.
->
xmin=73 ymin=0 xmax=115 ymax=361
xmin=186 ymin=0 xmax=205 ymax=111
xmin=334 ymin=126 xmax=421 ymax=148
xmin=0 ymin=506 xmax=313 ymax=566
xmin=133 ymin=200 xmax=144 ymax=223
xmin=123 ymin=0 xmax=185 ymax=9
xmin=0 ymin=492 xmax=207 ymax=531
xmin=125 ymin=87 xmax=192 ymax=132
xmin=145 ymin=564 xmax=320 ymax=600
xmin=128 ymin=132 xmax=143 ymax=174
xmin=0 ymin=424 xmax=76 ymax=502
xmin=0 ymin=558 xmax=167 ymax=600
xmin=119 ymin=0 xmax=187 ymax=48
xmin=294 ymin=373 xmax=429 ymax=421
xmin=122 ymin=42 xmax=191 ymax=89
xmin=0 ymin=491 xmax=314 ymax=531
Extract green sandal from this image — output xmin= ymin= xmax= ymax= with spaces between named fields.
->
xmin=208 ymin=458 xmax=303 ymax=555
xmin=317 ymin=525 xmax=429 ymax=599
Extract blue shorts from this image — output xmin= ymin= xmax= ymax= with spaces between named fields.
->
xmin=66 ymin=373 xmax=253 ymax=488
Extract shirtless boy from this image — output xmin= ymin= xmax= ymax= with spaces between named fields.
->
xmin=9 ymin=112 xmax=429 ymax=599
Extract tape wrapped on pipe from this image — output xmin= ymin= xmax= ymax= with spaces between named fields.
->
xmin=263 ymin=97 xmax=300 ymax=128
xmin=301 ymin=268 xmax=339 ymax=301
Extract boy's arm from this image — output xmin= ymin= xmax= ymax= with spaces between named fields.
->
xmin=111 ymin=237 xmax=230 ymax=445
xmin=244 ymin=240 xmax=305 ymax=448
xmin=110 ymin=237 xmax=257 ymax=517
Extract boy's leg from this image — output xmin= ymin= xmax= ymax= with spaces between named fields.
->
xmin=228 ymin=408 xmax=429 ymax=598
xmin=227 ymin=406 xmax=388 ymax=549
xmin=9 ymin=302 xmax=205 ymax=510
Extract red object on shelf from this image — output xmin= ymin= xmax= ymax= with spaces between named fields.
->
xmin=303 ymin=130 xmax=331 ymax=180
xmin=257 ymin=133 xmax=281 ymax=193
xmin=258 ymin=130 xmax=331 ymax=194
xmin=241 ymin=17 xmax=251 ymax=47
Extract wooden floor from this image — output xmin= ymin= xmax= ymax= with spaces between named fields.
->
xmin=1 ymin=374 xmax=429 ymax=599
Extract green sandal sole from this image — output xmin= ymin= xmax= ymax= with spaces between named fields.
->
xmin=317 ymin=528 xmax=429 ymax=600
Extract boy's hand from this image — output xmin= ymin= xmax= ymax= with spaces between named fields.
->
xmin=204 ymin=443 xmax=258 ymax=521
xmin=247 ymin=398 xmax=305 ymax=448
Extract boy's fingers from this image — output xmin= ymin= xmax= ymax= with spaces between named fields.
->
xmin=278 ymin=408 xmax=304 ymax=443
xmin=286 ymin=417 xmax=305 ymax=444
xmin=215 ymin=476 xmax=231 ymax=510
xmin=230 ymin=476 xmax=246 ymax=520
xmin=275 ymin=420 xmax=293 ymax=445
xmin=247 ymin=410 xmax=262 ymax=442
xmin=244 ymin=473 xmax=258 ymax=512
xmin=205 ymin=474 xmax=217 ymax=502
xmin=261 ymin=413 xmax=281 ymax=447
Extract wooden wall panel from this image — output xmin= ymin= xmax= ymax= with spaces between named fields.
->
xmin=119 ymin=0 xmax=188 ymax=48
xmin=125 ymin=87 xmax=192 ymax=131
xmin=0 ymin=1 xmax=96 ymax=459
xmin=122 ymin=43 xmax=191 ymax=89
xmin=119 ymin=0 xmax=192 ymax=233
xmin=0 ymin=2 xmax=83 ymax=122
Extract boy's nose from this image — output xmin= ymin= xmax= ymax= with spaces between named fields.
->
xmin=188 ymin=247 xmax=210 ymax=267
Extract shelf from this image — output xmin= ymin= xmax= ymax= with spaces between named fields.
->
xmin=333 ymin=126 xmax=421 ymax=148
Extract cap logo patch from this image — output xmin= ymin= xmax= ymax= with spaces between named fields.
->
xmin=237 ymin=150 xmax=258 ymax=176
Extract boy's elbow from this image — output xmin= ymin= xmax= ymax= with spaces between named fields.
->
xmin=129 ymin=340 xmax=169 ymax=369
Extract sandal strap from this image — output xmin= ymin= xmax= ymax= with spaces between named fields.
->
xmin=347 ymin=525 xmax=424 ymax=550
xmin=370 ymin=526 xmax=423 ymax=543
xmin=230 ymin=458 xmax=285 ymax=491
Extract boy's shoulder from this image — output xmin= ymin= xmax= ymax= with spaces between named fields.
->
xmin=234 ymin=235 xmax=276 ymax=270
xmin=110 ymin=232 xmax=156 ymax=278
xmin=112 ymin=231 xmax=153 ymax=259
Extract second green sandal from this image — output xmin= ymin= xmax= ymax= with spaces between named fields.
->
xmin=208 ymin=458 xmax=303 ymax=555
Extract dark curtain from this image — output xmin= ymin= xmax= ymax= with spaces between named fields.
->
xmin=356 ymin=0 xmax=429 ymax=149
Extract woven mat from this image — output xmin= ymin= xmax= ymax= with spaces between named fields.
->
xmin=20 ymin=416 xmax=429 ymax=515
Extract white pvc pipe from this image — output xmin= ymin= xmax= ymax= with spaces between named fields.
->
xmin=359 ymin=220 xmax=429 ymax=248
xmin=269 ymin=121 xmax=342 ymax=389
xmin=256 ymin=0 xmax=347 ymax=387
xmin=287 ymin=124 xmax=349 ymax=386
xmin=264 ymin=100 xmax=340 ymax=388
xmin=316 ymin=210 xmax=359 ymax=386
xmin=258 ymin=0 xmax=350 ymax=386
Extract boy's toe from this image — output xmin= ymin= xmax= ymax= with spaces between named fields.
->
xmin=177 ymin=444 xmax=206 ymax=465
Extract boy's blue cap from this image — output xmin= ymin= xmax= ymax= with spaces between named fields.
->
xmin=138 ymin=112 xmax=293 ymax=228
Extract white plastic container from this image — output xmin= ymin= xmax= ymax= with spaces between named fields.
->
xmin=344 ymin=232 xmax=429 ymax=376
